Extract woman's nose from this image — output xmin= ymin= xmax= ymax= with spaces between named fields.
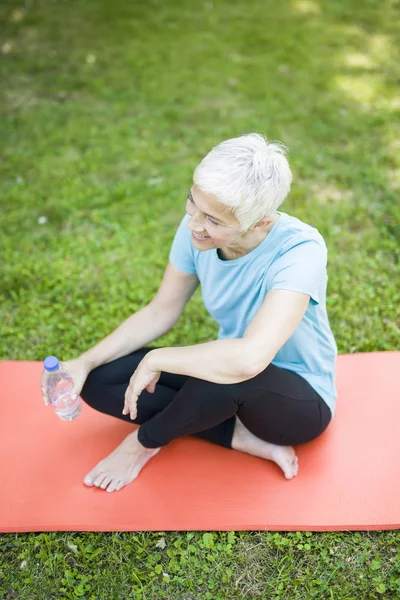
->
xmin=188 ymin=212 xmax=207 ymax=232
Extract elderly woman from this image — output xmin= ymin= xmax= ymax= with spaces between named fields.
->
xmin=61 ymin=133 xmax=337 ymax=493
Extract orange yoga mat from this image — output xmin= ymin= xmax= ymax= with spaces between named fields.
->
xmin=0 ymin=352 xmax=399 ymax=533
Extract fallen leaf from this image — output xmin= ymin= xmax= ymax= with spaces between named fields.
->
xmin=67 ymin=542 xmax=79 ymax=554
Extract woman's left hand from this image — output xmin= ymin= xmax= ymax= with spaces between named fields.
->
xmin=122 ymin=354 xmax=161 ymax=420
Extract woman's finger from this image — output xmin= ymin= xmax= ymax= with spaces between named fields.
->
xmin=129 ymin=391 xmax=137 ymax=419
xmin=130 ymin=402 xmax=137 ymax=420
xmin=122 ymin=385 xmax=131 ymax=415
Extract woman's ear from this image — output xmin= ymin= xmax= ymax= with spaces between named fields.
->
xmin=253 ymin=216 xmax=272 ymax=230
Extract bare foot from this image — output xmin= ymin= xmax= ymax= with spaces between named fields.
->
xmin=231 ymin=417 xmax=298 ymax=479
xmin=83 ymin=429 xmax=161 ymax=492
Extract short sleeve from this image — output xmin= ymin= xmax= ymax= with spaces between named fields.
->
xmin=268 ymin=239 xmax=327 ymax=304
xmin=168 ymin=215 xmax=197 ymax=274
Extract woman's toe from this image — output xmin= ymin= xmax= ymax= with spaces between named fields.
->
xmin=106 ymin=479 xmax=120 ymax=493
xmin=84 ymin=468 xmax=99 ymax=486
xmin=93 ymin=473 xmax=107 ymax=487
xmin=100 ymin=477 xmax=112 ymax=489
xmin=83 ymin=474 xmax=95 ymax=486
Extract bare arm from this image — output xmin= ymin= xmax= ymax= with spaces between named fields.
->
xmin=147 ymin=338 xmax=255 ymax=385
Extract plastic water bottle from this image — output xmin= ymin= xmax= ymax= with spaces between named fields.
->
xmin=42 ymin=356 xmax=82 ymax=421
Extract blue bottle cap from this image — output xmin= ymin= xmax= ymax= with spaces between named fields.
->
xmin=44 ymin=356 xmax=59 ymax=372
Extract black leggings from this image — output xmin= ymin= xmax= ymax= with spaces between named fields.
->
xmin=80 ymin=346 xmax=332 ymax=450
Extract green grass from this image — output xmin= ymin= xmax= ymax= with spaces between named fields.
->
xmin=1 ymin=0 xmax=399 ymax=597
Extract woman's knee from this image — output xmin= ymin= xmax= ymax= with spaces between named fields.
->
xmin=81 ymin=362 xmax=120 ymax=398
xmin=80 ymin=373 xmax=100 ymax=407
xmin=80 ymin=375 xmax=131 ymax=423
xmin=80 ymin=365 xmax=117 ymax=405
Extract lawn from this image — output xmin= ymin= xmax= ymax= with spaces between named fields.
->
xmin=1 ymin=0 xmax=399 ymax=597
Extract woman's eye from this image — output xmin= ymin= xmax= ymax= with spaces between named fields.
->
xmin=187 ymin=196 xmax=218 ymax=226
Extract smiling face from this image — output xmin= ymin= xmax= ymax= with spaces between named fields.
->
xmin=186 ymin=184 xmax=277 ymax=259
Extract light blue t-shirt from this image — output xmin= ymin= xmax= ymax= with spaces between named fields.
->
xmin=169 ymin=211 xmax=338 ymax=417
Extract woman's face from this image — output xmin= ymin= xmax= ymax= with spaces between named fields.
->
xmin=185 ymin=184 xmax=244 ymax=251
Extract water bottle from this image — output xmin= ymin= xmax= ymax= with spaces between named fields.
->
xmin=42 ymin=356 xmax=82 ymax=421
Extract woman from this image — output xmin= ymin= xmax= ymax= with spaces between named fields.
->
xmin=53 ymin=133 xmax=337 ymax=493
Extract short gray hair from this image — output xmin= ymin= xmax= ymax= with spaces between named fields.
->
xmin=193 ymin=133 xmax=293 ymax=233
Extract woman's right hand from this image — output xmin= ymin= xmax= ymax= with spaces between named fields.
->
xmin=42 ymin=356 xmax=92 ymax=406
